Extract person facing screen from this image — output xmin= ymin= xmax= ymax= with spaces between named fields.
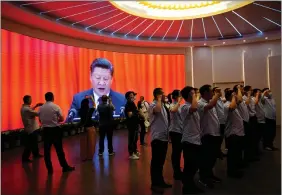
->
xmin=67 ymin=58 xmax=126 ymax=121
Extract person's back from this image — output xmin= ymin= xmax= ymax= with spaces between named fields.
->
xmin=98 ymin=103 xmax=113 ymax=126
xmin=39 ymin=102 xmax=62 ymax=127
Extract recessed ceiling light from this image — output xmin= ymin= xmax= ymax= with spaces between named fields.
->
xmin=223 ymin=42 xmax=226 ymax=44
xmin=204 ymin=43 xmax=206 ymax=46
xmin=243 ymin=40 xmax=246 ymax=42
xmin=265 ymin=37 xmax=268 ymax=39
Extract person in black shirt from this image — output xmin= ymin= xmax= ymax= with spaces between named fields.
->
xmin=124 ymin=91 xmax=140 ymax=160
xmin=97 ymin=95 xmax=115 ymax=156
xmin=79 ymin=98 xmax=96 ymax=161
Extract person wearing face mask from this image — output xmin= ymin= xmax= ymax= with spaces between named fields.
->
xmin=124 ymin=91 xmax=140 ymax=160
xmin=261 ymin=88 xmax=278 ymax=151
xmin=149 ymin=88 xmax=172 ymax=193
xmin=67 ymin=58 xmax=126 ymax=122
xmin=168 ymin=90 xmax=183 ymax=180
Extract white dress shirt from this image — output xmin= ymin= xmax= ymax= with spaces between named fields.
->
xmin=263 ymin=96 xmax=276 ymax=120
xmin=39 ymin=102 xmax=63 ymax=128
xmin=215 ymin=98 xmax=226 ymax=125
xmin=169 ymin=102 xmax=182 ymax=134
xmin=93 ymin=91 xmax=110 ymax=106
xmin=20 ymin=105 xmax=40 ymax=134
xmin=243 ymin=95 xmax=256 ymax=117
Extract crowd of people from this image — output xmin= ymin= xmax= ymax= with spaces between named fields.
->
xmin=20 ymin=83 xmax=277 ymax=194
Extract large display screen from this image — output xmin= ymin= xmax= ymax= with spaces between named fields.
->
xmin=1 ymin=29 xmax=185 ymax=131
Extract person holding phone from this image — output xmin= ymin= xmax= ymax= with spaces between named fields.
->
xmin=20 ymin=95 xmax=44 ymax=163
xmin=149 ymin=88 xmax=172 ymax=193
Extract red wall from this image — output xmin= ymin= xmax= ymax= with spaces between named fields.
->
xmin=1 ymin=29 xmax=185 ymax=131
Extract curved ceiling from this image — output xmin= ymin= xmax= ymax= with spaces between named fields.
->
xmin=1 ymin=1 xmax=281 ymax=47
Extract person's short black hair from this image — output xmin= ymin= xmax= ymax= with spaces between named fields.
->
xmin=212 ymin=87 xmax=219 ymax=93
xmin=225 ymin=90 xmax=234 ymax=101
xmin=262 ymin=88 xmax=269 ymax=93
xmin=153 ymin=88 xmax=163 ymax=98
xmin=171 ymin=90 xmax=180 ymax=100
xmin=199 ymin=84 xmax=212 ymax=96
xmin=181 ymin=86 xmax=194 ymax=100
xmin=23 ymin=95 xmax=31 ymax=104
xmin=194 ymin=88 xmax=199 ymax=91
xmin=233 ymin=84 xmax=243 ymax=93
xmin=252 ymin=88 xmax=261 ymax=96
xmin=90 ymin=58 xmax=114 ymax=76
xmin=224 ymin=88 xmax=230 ymax=93
xmin=45 ymin=92 xmax=54 ymax=101
xmin=125 ymin=91 xmax=137 ymax=99
xmin=101 ymin=95 xmax=108 ymax=102
xmin=244 ymin=85 xmax=252 ymax=92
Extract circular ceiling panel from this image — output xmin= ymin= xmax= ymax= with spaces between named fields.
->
xmin=110 ymin=1 xmax=254 ymax=20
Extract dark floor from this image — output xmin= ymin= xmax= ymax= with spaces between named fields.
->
xmin=1 ymin=129 xmax=281 ymax=195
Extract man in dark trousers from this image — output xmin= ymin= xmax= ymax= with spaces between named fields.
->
xmin=97 ymin=95 xmax=115 ymax=156
xmin=39 ymin=92 xmax=75 ymax=174
xmin=124 ymin=91 xmax=140 ymax=160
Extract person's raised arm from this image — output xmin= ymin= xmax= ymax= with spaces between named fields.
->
xmin=203 ymin=90 xmax=221 ymax=111
xmin=153 ymin=95 xmax=162 ymax=113
xmin=189 ymin=93 xmax=198 ymax=113
xmin=236 ymin=85 xmax=243 ymax=103
xmin=244 ymin=91 xmax=251 ymax=105
xmin=254 ymin=92 xmax=260 ymax=105
xmin=229 ymin=93 xmax=237 ymax=110
xmin=170 ymin=97 xmax=182 ymax=113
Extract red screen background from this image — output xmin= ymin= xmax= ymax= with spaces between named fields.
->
xmin=1 ymin=29 xmax=185 ymax=131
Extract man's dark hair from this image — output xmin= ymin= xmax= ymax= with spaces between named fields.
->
xmin=23 ymin=95 xmax=31 ymax=104
xmin=233 ymin=84 xmax=243 ymax=93
xmin=199 ymin=84 xmax=212 ymax=96
xmin=252 ymin=88 xmax=261 ymax=96
xmin=224 ymin=88 xmax=230 ymax=93
xmin=171 ymin=90 xmax=180 ymax=100
xmin=45 ymin=92 xmax=54 ymax=101
xmin=153 ymin=88 xmax=163 ymax=98
xmin=101 ymin=95 xmax=108 ymax=103
xmin=225 ymin=90 xmax=234 ymax=101
xmin=244 ymin=85 xmax=252 ymax=92
xmin=212 ymin=87 xmax=219 ymax=93
xmin=194 ymin=88 xmax=199 ymax=91
xmin=181 ymin=86 xmax=194 ymax=100
xmin=90 ymin=58 xmax=114 ymax=76
xmin=262 ymin=88 xmax=269 ymax=93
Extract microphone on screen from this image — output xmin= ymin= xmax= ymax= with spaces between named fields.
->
xmin=67 ymin=108 xmax=77 ymax=122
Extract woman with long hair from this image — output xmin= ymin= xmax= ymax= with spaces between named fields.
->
xmin=79 ymin=98 xmax=96 ymax=161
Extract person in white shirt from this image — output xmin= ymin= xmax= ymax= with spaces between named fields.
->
xmin=149 ymin=88 xmax=172 ymax=192
xmin=198 ymin=85 xmax=221 ymax=188
xmin=243 ymin=85 xmax=259 ymax=161
xmin=20 ymin=95 xmax=43 ymax=163
xmin=261 ymin=88 xmax=278 ymax=151
xmin=137 ymin=96 xmax=150 ymax=144
xmin=39 ymin=92 xmax=75 ymax=174
xmin=180 ymin=86 xmax=204 ymax=194
xmin=252 ymin=89 xmax=265 ymax=155
xmin=168 ymin=90 xmax=183 ymax=180
xmin=224 ymin=90 xmax=245 ymax=178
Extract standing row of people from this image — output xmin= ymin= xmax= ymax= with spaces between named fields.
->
xmin=148 ymin=84 xmax=277 ymax=194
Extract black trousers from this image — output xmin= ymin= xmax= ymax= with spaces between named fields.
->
xmin=255 ymin=123 xmax=264 ymax=154
xmin=151 ymin=140 xmax=168 ymax=186
xmin=244 ymin=117 xmax=257 ymax=161
xmin=99 ymin=124 xmax=113 ymax=153
xmin=226 ymin=135 xmax=244 ymax=174
xmin=22 ymin=130 xmax=40 ymax=161
xmin=139 ymin=120 xmax=146 ymax=145
xmin=43 ymin=127 xmax=69 ymax=171
xmin=169 ymin=131 xmax=182 ymax=177
xmin=128 ymin=123 xmax=138 ymax=155
xmin=263 ymin=118 xmax=276 ymax=148
xmin=199 ymin=135 xmax=221 ymax=180
xmin=219 ymin=124 xmax=225 ymax=153
xmin=182 ymin=142 xmax=201 ymax=189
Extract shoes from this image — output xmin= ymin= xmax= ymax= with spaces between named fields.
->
xmin=98 ymin=153 xmax=103 ymax=156
xmin=109 ymin=152 xmax=115 ymax=156
xmin=129 ymin=154 xmax=139 ymax=160
xmin=211 ymin=175 xmax=222 ymax=183
xmin=62 ymin=166 xmax=75 ymax=173
xmin=135 ymin=151 xmax=141 ymax=156
xmin=199 ymin=179 xmax=214 ymax=189
xmin=264 ymin=147 xmax=273 ymax=151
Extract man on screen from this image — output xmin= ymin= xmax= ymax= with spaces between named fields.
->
xmin=67 ymin=58 xmax=125 ymax=121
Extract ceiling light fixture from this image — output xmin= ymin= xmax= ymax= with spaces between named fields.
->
xmin=175 ymin=20 xmax=184 ymax=40
xmin=112 ymin=17 xmax=139 ymax=34
xmin=136 ymin=20 xmax=156 ymax=38
xmin=162 ymin=20 xmax=174 ymax=40
xmin=190 ymin=19 xmax=194 ymax=40
xmin=202 ymin=18 xmax=207 ymax=39
xmin=263 ymin=17 xmax=281 ymax=27
xmin=265 ymin=37 xmax=268 ymax=40
xmin=124 ymin=19 xmax=147 ymax=36
xmin=212 ymin=16 xmax=223 ymax=38
xmin=223 ymin=42 xmax=226 ymax=44
xmin=243 ymin=40 xmax=246 ymax=42
xmin=232 ymin=11 xmax=263 ymax=33
xmin=225 ymin=17 xmax=242 ymax=36
xmin=149 ymin=20 xmax=165 ymax=39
